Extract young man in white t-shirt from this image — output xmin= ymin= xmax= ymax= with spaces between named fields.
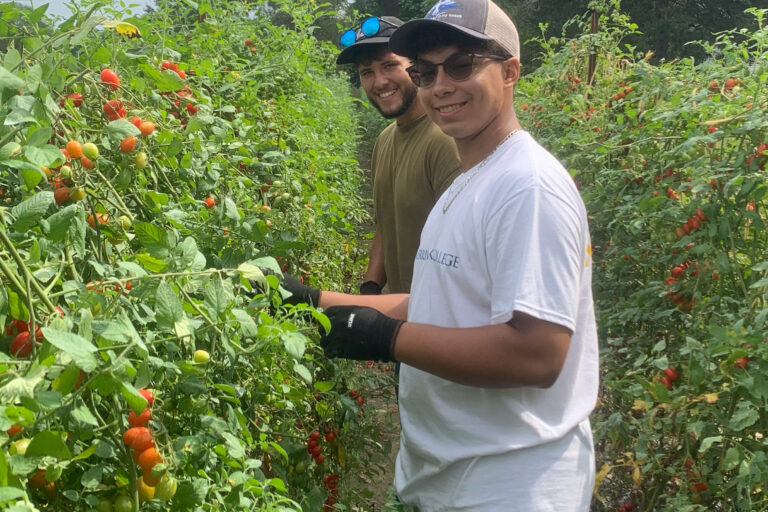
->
xmin=276 ymin=0 xmax=599 ymax=509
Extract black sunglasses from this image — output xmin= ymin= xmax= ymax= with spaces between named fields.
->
xmin=406 ymin=52 xmax=507 ymax=88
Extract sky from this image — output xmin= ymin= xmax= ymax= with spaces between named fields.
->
xmin=31 ymin=0 xmax=155 ymax=20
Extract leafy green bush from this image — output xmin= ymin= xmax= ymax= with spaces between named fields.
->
xmin=519 ymin=4 xmax=768 ymax=511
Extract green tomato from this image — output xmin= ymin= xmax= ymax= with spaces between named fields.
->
xmin=193 ymin=349 xmax=210 ymax=363
xmin=60 ymin=165 xmax=73 ymax=179
xmin=118 ymin=215 xmax=132 ymax=230
xmin=10 ymin=438 xmax=31 ymax=455
xmin=113 ymin=494 xmax=133 ymax=512
xmin=154 ymin=475 xmax=178 ymax=500
xmin=82 ymin=142 xmax=99 ymax=160
xmin=96 ymin=497 xmax=113 ymax=512
xmin=134 ymin=151 xmax=148 ymax=170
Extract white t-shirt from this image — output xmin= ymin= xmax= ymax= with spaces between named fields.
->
xmin=395 ymin=131 xmax=599 ymax=511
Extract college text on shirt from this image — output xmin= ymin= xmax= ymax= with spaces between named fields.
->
xmin=415 ymin=248 xmax=460 ymax=268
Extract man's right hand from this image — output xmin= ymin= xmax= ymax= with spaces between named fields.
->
xmin=279 ymin=274 xmax=321 ymax=306
xmin=250 ymin=272 xmax=321 ymax=306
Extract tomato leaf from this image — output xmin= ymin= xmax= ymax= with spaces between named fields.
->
xmin=41 ymin=328 xmax=98 ymax=372
xmin=293 ymin=363 xmax=312 ymax=384
xmin=46 ymin=205 xmax=77 ymax=241
xmin=120 ymin=381 xmax=149 ymax=415
xmin=138 ymin=63 xmax=185 ymax=92
xmin=231 ymin=309 xmax=258 ymax=338
xmin=134 ymin=222 xmax=170 ymax=258
xmin=0 ymin=142 xmax=22 ymax=160
xmin=281 ymin=331 xmax=306 ymax=360
xmin=155 ymin=281 xmax=184 ymax=331
xmin=0 ymin=66 xmax=24 ymax=91
xmin=26 ymin=431 xmax=71 ymax=460
xmin=11 ymin=191 xmax=53 ymax=232
xmin=106 ymin=119 xmax=141 ymax=140
xmin=0 ymin=487 xmax=25 ymax=502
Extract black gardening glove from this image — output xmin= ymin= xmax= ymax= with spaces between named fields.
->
xmin=359 ymin=280 xmax=382 ymax=295
xmin=249 ymin=272 xmax=320 ymax=306
xmin=278 ymin=273 xmax=321 ymax=306
xmin=320 ymin=305 xmax=404 ymax=362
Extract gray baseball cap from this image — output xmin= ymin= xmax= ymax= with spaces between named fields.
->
xmin=389 ymin=0 xmax=520 ymax=59
xmin=336 ymin=16 xmax=404 ymax=65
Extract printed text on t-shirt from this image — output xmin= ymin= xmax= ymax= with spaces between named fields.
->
xmin=414 ymin=248 xmax=460 ymax=268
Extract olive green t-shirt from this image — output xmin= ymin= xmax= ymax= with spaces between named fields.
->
xmin=371 ymin=114 xmax=462 ymax=293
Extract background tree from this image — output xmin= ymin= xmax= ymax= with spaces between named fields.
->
xmin=339 ymin=0 xmax=758 ymax=70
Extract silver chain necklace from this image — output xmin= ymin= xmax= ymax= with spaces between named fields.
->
xmin=442 ymin=129 xmax=522 ymax=214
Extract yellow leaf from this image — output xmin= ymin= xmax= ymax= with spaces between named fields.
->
xmin=632 ymin=399 xmax=648 ymax=412
xmin=702 ymin=392 xmax=719 ymax=404
xmin=594 ymin=462 xmax=612 ymax=489
xmin=102 ymin=20 xmax=142 ymax=38
xmin=632 ymin=466 xmax=643 ymax=487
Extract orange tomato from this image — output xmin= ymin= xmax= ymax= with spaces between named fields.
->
xmin=66 ymin=140 xmax=83 ymax=158
xmin=120 ymin=136 xmax=137 ymax=153
xmin=128 ymin=408 xmax=151 ymax=427
xmin=139 ymin=121 xmax=155 ymax=136
xmin=137 ymin=447 xmax=163 ymax=472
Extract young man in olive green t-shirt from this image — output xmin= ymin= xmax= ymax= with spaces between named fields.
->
xmin=337 ymin=16 xmax=462 ymax=295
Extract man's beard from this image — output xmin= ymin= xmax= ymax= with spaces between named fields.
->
xmin=370 ymin=83 xmax=418 ymax=119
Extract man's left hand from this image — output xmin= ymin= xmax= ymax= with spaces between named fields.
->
xmin=320 ymin=305 xmax=404 ymax=362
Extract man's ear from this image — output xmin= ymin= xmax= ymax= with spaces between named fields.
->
xmin=502 ymin=58 xmax=520 ymax=85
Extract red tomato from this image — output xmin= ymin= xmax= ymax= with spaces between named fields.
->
xmin=100 ymin=68 xmax=121 ymax=90
xmin=123 ymin=426 xmax=150 ymax=447
xmin=139 ymin=389 xmax=154 ymax=407
xmin=10 ymin=332 xmax=33 ymax=357
xmin=120 ymin=136 xmax=138 ymax=153
xmin=61 ymin=92 xmax=83 ymax=107
xmin=664 ymin=367 xmax=679 ymax=382
xmin=128 ymin=408 xmax=151 ymax=427
xmin=204 ymin=197 xmax=215 ymax=209
xmin=733 ymin=357 xmax=748 ymax=369
xmin=137 ymin=447 xmax=163 ymax=471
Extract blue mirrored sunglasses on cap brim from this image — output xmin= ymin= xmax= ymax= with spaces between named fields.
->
xmin=339 ymin=17 xmax=397 ymax=48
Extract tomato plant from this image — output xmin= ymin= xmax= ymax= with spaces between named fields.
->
xmin=519 ymin=4 xmax=768 ymax=510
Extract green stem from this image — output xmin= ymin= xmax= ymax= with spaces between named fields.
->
xmin=0 ymin=228 xmax=56 ymax=313
xmin=0 ymin=253 xmax=30 ymax=304
xmin=93 ymin=170 xmax=135 ymax=220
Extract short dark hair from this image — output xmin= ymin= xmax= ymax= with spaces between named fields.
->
xmin=403 ymin=26 xmax=511 ymax=60
xmin=353 ymin=44 xmax=394 ymax=66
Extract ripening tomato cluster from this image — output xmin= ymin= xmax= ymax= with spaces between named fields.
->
xmin=160 ymin=60 xmax=186 ymax=79
xmin=674 ymin=207 xmax=707 ymax=239
xmin=683 ymin=459 xmax=708 ymax=494
xmin=4 ymin=318 xmax=43 ymax=358
xmin=665 ymin=260 xmax=697 ymax=311
xmin=608 ymin=83 xmax=634 ymax=107
xmin=347 ymin=389 xmax=364 ymax=406
xmin=321 ymin=472 xmax=340 ymax=511
xmin=660 ymin=366 xmax=679 ymax=390
xmin=616 ymin=503 xmax=634 ymax=512
xmin=305 ymin=430 xmax=326 ymax=465
xmin=121 ymin=389 xmax=173 ymax=495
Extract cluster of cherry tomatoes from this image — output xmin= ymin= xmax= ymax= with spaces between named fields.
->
xmin=321 ymin=472 xmax=340 ymax=510
xmin=121 ymin=389 xmax=177 ymax=501
xmin=660 ymin=366 xmax=679 ymax=390
xmin=305 ymin=430 xmax=326 ymax=465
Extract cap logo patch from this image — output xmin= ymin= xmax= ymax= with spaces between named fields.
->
xmin=426 ymin=0 xmax=461 ymax=19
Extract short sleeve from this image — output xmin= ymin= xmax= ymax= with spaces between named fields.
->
xmin=427 ymin=133 xmax=462 ymax=200
xmin=484 ymin=187 xmax=584 ymax=330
